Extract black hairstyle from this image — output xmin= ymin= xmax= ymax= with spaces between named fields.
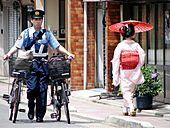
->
xmin=119 ymin=24 xmax=135 ymax=38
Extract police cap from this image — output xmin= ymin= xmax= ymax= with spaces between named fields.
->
xmin=30 ymin=10 xmax=45 ymax=19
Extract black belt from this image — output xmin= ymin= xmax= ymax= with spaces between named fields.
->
xmin=33 ymin=56 xmax=48 ymax=60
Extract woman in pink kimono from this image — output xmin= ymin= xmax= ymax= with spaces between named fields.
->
xmin=111 ymin=24 xmax=145 ymax=116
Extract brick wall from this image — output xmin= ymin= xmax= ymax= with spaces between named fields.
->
xmin=86 ymin=3 xmax=95 ymax=89
xmin=106 ymin=2 xmax=120 ymax=92
xmin=70 ymin=0 xmax=84 ymax=90
xmin=69 ymin=1 xmax=95 ymax=90
xmin=69 ymin=1 xmax=121 ymax=91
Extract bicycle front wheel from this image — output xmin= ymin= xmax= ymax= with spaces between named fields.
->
xmin=63 ymin=102 xmax=70 ymax=124
xmin=61 ymin=83 xmax=70 ymax=124
xmin=9 ymin=79 xmax=17 ymax=121
xmin=13 ymin=81 xmax=21 ymax=123
xmin=51 ymin=82 xmax=61 ymax=121
xmin=52 ymin=96 xmax=61 ymax=121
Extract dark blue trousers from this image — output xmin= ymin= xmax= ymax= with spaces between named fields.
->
xmin=27 ymin=59 xmax=49 ymax=119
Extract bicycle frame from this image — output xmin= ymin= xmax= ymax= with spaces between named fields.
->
xmin=50 ymin=78 xmax=71 ymax=124
xmin=48 ymin=54 xmax=71 ymax=124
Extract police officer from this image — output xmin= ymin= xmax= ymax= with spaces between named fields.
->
xmin=4 ymin=9 xmax=75 ymax=122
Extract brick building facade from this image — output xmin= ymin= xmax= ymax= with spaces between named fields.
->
xmin=69 ymin=1 xmax=121 ymax=92
xmin=35 ymin=0 xmax=170 ymax=103
xmin=69 ymin=1 xmax=86 ymax=90
xmin=1 ymin=0 xmax=170 ymax=103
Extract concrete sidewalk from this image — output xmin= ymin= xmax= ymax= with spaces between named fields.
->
xmin=0 ymin=75 xmax=170 ymax=128
xmin=71 ymin=89 xmax=170 ymax=128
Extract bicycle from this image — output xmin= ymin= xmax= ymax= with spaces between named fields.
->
xmin=8 ymin=69 xmax=27 ymax=123
xmin=48 ymin=54 xmax=71 ymax=124
xmin=8 ymin=57 xmax=52 ymax=123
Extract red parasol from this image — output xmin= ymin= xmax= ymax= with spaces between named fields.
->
xmin=109 ymin=20 xmax=153 ymax=33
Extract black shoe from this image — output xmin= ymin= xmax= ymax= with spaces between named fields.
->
xmin=28 ymin=111 xmax=34 ymax=120
xmin=36 ymin=117 xmax=43 ymax=122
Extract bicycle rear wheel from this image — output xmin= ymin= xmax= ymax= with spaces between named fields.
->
xmin=61 ymin=83 xmax=70 ymax=124
xmin=12 ymin=80 xmax=21 ymax=123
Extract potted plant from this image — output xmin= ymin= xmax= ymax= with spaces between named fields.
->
xmin=134 ymin=66 xmax=163 ymax=110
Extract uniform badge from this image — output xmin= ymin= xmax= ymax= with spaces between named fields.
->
xmin=18 ymin=35 xmax=22 ymax=40
xmin=35 ymin=11 xmax=40 ymax=16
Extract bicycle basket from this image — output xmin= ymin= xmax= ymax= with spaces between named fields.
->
xmin=14 ymin=58 xmax=32 ymax=72
xmin=48 ymin=55 xmax=70 ymax=79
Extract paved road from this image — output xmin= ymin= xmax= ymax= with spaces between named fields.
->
xmin=1 ymin=77 xmax=170 ymax=128
xmin=0 ymin=97 xmax=118 ymax=128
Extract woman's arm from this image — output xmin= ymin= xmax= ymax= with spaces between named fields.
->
xmin=137 ymin=44 xmax=146 ymax=66
xmin=111 ymin=44 xmax=121 ymax=86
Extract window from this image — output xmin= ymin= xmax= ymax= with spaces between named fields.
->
xmin=165 ymin=3 xmax=170 ymax=101
xmin=140 ymin=5 xmax=147 ymax=52
xmin=59 ymin=0 xmax=65 ymax=38
xmin=123 ymin=3 xmax=170 ymax=101
xmin=157 ymin=4 xmax=164 ymax=65
xmin=165 ymin=3 xmax=170 ymax=65
xmin=148 ymin=4 xmax=155 ymax=65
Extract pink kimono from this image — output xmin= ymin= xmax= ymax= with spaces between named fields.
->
xmin=111 ymin=39 xmax=145 ymax=112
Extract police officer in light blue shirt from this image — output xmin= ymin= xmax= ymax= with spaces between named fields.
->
xmin=14 ymin=24 xmax=60 ymax=57
xmin=4 ymin=9 xmax=75 ymax=122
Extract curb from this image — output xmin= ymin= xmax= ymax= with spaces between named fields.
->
xmin=105 ymin=115 xmax=154 ymax=128
xmin=71 ymin=95 xmax=156 ymax=128
xmin=75 ymin=95 xmax=170 ymax=128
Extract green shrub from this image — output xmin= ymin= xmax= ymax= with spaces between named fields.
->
xmin=135 ymin=66 xmax=163 ymax=97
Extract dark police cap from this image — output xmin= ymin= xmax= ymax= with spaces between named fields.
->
xmin=30 ymin=10 xmax=45 ymax=19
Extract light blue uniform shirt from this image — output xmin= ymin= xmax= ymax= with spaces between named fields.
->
xmin=14 ymin=27 xmax=60 ymax=57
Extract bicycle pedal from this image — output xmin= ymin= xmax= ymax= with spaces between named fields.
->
xmin=65 ymin=90 xmax=71 ymax=96
xmin=3 ymin=94 xmax=10 ymax=99
xmin=67 ymin=91 xmax=71 ymax=96
xmin=50 ymin=113 xmax=58 ymax=118
xmin=19 ymin=109 xmax=26 ymax=112
xmin=3 ymin=94 xmax=10 ymax=102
